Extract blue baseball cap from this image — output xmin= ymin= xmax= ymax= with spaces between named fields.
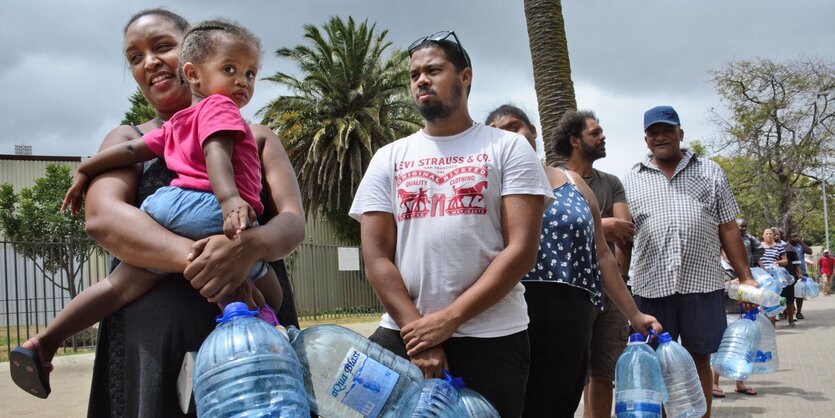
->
xmin=643 ymin=106 xmax=680 ymax=130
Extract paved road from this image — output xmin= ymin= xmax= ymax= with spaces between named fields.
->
xmin=2 ymin=298 xmax=834 ymax=417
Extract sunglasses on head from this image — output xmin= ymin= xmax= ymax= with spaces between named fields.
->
xmin=408 ymin=30 xmax=471 ymax=68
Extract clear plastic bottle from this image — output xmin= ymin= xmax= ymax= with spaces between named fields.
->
xmin=654 ymin=332 xmax=706 ymax=418
xmin=458 ymin=387 xmax=500 ymax=418
xmin=751 ymin=267 xmax=784 ymax=294
xmin=712 ymin=311 xmax=761 ymax=380
xmin=411 ymin=378 xmax=466 ymax=417
xmin=752 ymin=311 xmax=779 ymax=374
xmin=761 ymin=297 xmax=787 ymax=318
xmin=615 ymin=333 xmax=666 ymax=418
xmin=287 ymin=324 xmax=424 ymax=418
xmin=804 ymin=277 xmax=821 ymax=299
xmin=727 ymin=283 xmax=781 ymax=306
xmin=193 ymin=302 xmax=310 ymax=418
xmin=767 ymin=266 xmax=793 ymax=287
xmin=794 ymin=278 xmax=807 ymax=299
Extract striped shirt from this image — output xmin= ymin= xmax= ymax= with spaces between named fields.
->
xmin=624 ymin=150 xmax=739 ymax=298
xmin=760 ymin=244 xmax=784 ymax=268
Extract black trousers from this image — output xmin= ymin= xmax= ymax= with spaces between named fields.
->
xmin=522 ymin=282 xmax=596 ymax=418
xmin=370 ymin=326 xmax=530 ymax=418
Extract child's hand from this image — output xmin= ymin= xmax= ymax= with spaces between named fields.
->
xmin=221 ymin=196 xmax=257 ymax=240
xmin=61 ymin=172 xmax=91 ymax=215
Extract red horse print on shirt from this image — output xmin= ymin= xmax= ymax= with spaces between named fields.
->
xmin=448 ymin=180 xmax=487 ymax=210
xmin=397 ymin=187 xmax=430 ymax=219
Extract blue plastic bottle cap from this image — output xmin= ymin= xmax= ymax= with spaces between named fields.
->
xmin=628 ymin=333 xmax=644 ymax=343
xmin=657 ymin=332 xmax=672 ymax=343
xmin=743 ymin=311 xmax=758 ymax=321
xmin=216 ymin=302 xmax=259 ymax=323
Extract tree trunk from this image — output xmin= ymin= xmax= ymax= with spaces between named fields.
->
xmin=524 ymin=0 xmax=577 ymax=166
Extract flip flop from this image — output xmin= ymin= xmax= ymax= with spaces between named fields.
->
xmin=712 ymin=389 xmax=726 ymax=398
xmin=9 ymin=337 xmax=53 ymax=398
xmin=735 ymin=387 xmax=757 ymax=396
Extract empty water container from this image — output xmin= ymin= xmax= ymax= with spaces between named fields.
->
xmin=439 ymin=371 xmax=499 ymax=418
xmin=288 ymin=324 xmax=424 ymax=418
xmin=615 ymin=333 xmax=666 ymax=418
xmin=412 ymin=377 xmax=466 ymax=417
xmin=655 ymin=332 xmax=706 ymax=418
xmin=804 ymin=277 xmax=821 ymax=299
xmin=752 ymin=311 xmax=779 ymax=374
xmin=712 ymin=311 xmax=761 ymax=381
xmin=761 ymin=297 xmax=787 ymax=318
xmin=751 ymin=267 xmax=784 ymax=294
xmin=193 ymin=302 xmax=310 ymax=418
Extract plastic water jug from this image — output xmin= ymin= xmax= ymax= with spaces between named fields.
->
xmin=752 ymin=311 xmax=779 ymax=374
xmin=458 ymin=387 xmax=500 ymax=418
xmin=761 ymin=297 xmax=787 ymax=318
xmin=411 ymin=377 xmax=466 ymax=417
xmin=193 ymin=302 xmax=310 ymax=417
xmin=654 ymin=332 xmax=706 ymax=418
xmin=288 ymin=324 xmax=424 ymax=418
xmin=794 ymin=278 xmax=806 ymax=299
xmin=803 ymin=277 xmax=820 ymax=298
xmin=712 ymin=311 xmax=761 ymax=380
xmin=751 ymin=267 xmax=784 ymax=294
xmin=768 ymin=266 xmax=793 ymax=287
xmin=438 ymin=371 xmax=499 ymax=418
xmin=727 ymin=283 xmax=781 ymax=306
xmin=615 ymin=333 xmax=666 ymax=418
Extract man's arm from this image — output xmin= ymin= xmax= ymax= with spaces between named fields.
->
xmin=799 ymin=239 xmax=813 ymax=254
xmin=401 ymin=193 xmax=544 ymax=355
xmin=601 ymin=202 xmax=635 ymax=247
xmin=360 ymin=211 xmax=448 ymax=378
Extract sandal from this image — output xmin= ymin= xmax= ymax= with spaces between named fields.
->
xmin=712 ymin=388 xmax=726 ymax=398
xmin=9 ymin=337 xmax=53 ymax=398
xmin=735 ymin=387 xmax=757 ymax=396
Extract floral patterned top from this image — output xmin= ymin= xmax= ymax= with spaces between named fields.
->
xmin=522 ymin=171 xmax=602 ymax=307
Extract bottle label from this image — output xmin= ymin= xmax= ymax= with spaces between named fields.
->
xmin=615 ymin=389 xmax=662 ymax=414
xmin=329 ymin=347 xmax=400 ymax=418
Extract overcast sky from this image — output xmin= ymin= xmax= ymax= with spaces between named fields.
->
xmin=2 ymin=0 xmax=833 ymax=177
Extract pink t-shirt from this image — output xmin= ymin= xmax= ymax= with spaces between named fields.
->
xmin=143 ymin=94 xmax=264 ymax=215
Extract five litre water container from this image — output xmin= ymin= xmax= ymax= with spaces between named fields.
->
xmin=751 ymin=267 xmax=784 ymax=294
xmin=411 ymin=377 xmax=466 ymax=417
xmin=712 ymin=311 xmax=761 ymax=380
xmin=752 ymin=311 xmax=779 ymax=374
xmin=768 ymin=267 xmax=793 ymax=287
xmin=288 ymin=324 xmax=424 ymax=418
xmin=615 ymin=333 xmax=666 ymax=418
xmin=794 ymin=278 xmax=807 ymax=299
xmin=654 ymin=332 xmax=706 ymax=418
xmin=804 ymin=277 xmax=821 ymax=299
xmin=439 ymin=371 xmax=500 ymax=418
xmin=193 ymin=302 xmax=310 ymax=417
xmin=727 ymin=283 xmax=781 ymax=307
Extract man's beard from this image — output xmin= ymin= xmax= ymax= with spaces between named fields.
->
xmin=579 ymin=139 xmax=605 ymax=161
xmin=416 ymin=81 xmax=464 ymax=123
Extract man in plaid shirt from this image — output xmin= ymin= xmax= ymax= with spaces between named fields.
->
xmin=623 ymin=106 xmax=758 ymax=415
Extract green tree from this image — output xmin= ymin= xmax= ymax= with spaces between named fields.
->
xmin=523 ymin=0 xmax=577 ymax=166
xmin=120 ymin=88 xmax=157 ymax=126
xmin=0 ymin=164 xmax=97 ymax=298
xmin=259 ymin=16 xmax=421 ymax=240
xmin=710 ymin=57 xmax=835 ymax=234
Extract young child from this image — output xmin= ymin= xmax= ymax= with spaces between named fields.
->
xmin=10 ymin=19 xmax=285 ymax=399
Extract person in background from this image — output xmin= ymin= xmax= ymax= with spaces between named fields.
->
xmin=788 ymin=233 xmax=813 ymax=319
xmin=623 ymin=105 xmax=757 ymax=417
xmin=486 ymin=105 xmax=661 ymax=417
xmin=738 ymin=218 xmax=764 ymax=267
xmin=818 ymin=249 xmax=834 ymax=296
xmin=760 ymin=228 xmax=796 ymax=326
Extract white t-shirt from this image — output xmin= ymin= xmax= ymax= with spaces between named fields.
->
xmin=349 ymin=123 xmax=553 ymax=337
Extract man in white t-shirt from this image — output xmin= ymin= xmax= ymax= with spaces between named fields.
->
xmin=349 ymin=31 xmax=552 ymax=417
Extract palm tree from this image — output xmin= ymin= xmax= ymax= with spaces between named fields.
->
xmin=259 ymin=17 xmax=421 ymax=223
xmin=524 ymin=0 xmax=577 ymax=166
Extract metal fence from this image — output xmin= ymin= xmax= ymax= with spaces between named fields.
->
xmin=1 ymin=239 xmax=382 ymax=358
xmin=1 ymin=239 xmax=109 ymax=360
xmin=287 ymin=241 xmax=382 ymax=320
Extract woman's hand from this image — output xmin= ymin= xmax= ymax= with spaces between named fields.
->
xmin=184 ymin=234 xmax=261 ymax=302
